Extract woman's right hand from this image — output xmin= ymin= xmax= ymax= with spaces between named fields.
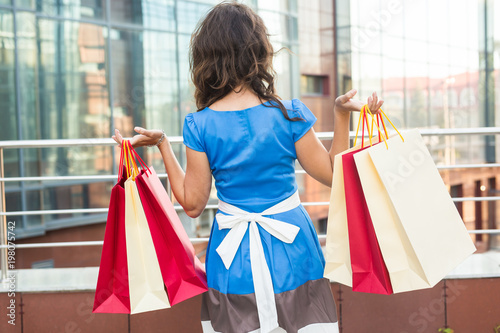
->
xmin=112 ymin=127 xmax=166 ymax=148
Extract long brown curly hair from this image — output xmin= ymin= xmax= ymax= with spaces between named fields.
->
xmin=189 ymin=1 xmax=299 ymax=121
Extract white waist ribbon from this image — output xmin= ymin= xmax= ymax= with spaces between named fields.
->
xmin=215 ymin=191 xmax=302 ymax=333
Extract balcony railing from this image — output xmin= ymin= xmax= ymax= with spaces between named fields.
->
xmin=1 ymin=127 xmax=500 ymax=283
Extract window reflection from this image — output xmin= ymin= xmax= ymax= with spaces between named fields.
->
xmin=110 ymin=29 xmax=178 ymax=138
xmin=176 ymin=1 xmax=211 ymax=34
xmin=0 ymin=9 xmax=16 ymax=141
xmin=37 ymin=0 xmax=105 ymax=19
xmin=37 ymin=19 xmax=109 ymax=140
xmin=110 ymin=0 xmax=175 ymax=30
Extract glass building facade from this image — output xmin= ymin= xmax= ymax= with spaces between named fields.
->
xmin=1 ymin=0 xmax=299 ymax=238
xmin=336 ymin=0 xmax=500 ymax=165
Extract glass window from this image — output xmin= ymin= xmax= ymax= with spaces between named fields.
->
xmin=16 ymin=12 xmax=37 ymax=141
xmin=381 ymin=58 xmax=404 ymax=128
xmin=358 ymin=53 xmax=382 ymax=95
xmin=274 ymin=45 xmax=292 ymax=99
xmin=110 ymin=29 xmax=178 ymax=138
xmin=0 ymin=0 xmax=11 ymax=5
xmin=0 ymin=9 xmax=16 ymax=141
xmin=301 ymin=75 xmax=327 ymax=96
xmin=37 ymin=0 xmax=106 ymax=20
xmin=382 ymin=35 xmax=404 ymax=60
xmin=110 ymin=0 xmax=175 ymax=30
xmin=17 ymin=0 xmax=34 ymax=9
xmin=379 ymin=0 xmax=403 ymax=37
xmin=428 ymin=0 xmax=449 ymax=45
xmin=37 ymin=19 xmax=109 ymax=140
xmin=448 ymin=0 xmax=469 ymax=48
xmin=259 ymin=10 xmax=291 ymax=43
xmin=335 ymin=0 xmax=351 ymax=28
xmin=336 ymin=26 xmax=352 ymax=54
xmin=405 ymin=69 xmax=429 ymax=128
xmin=353 ymin=0 xmax=383 ymax=35
xmin=0 ymin=10 xmax=19 ymax=182
xmin=405 ymin=39 xmax=428 ymax=64
xmin=403 ymin=0 xmax=427 ymax=41
xmin=176 ymin=1 xmax=211 ymax=34
xmin=257 ymin=0 xmax=290 ymax=12
xmin=5 ymin=191 xmax=23 ymax=229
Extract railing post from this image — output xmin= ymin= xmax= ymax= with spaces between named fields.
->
xmin=0 ymin=147 xmax=8 ymax=283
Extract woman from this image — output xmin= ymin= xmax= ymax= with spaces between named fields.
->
xmin=113 ymin=2 xmax=383 ymax=332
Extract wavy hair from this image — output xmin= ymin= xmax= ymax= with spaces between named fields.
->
xmin=189 ymin=1 xmax=300 ymax=121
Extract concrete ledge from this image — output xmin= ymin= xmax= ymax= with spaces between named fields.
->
xmin=0 ymin=267 xmax=99 ymax=293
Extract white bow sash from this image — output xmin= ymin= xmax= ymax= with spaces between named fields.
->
xmin=215 ymin=191 xmax=302 ymax=333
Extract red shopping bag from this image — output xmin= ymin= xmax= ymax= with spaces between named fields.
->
xmin=128 ymin=143 xmax=208 ymax=305
xmin=93 ymin=147 xmax=131 ymax=313
xmin=342 ymin=146 xmax=393 ymax=295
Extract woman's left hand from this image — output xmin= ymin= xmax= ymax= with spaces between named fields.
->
xmin=334 ymin=89 xmax=383 ymax=115
xmin=112 ymin=127 xmax=165 ymax=148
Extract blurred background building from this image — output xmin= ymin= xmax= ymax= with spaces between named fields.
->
xmin=0 ymin=0 xmax=499 ymax=269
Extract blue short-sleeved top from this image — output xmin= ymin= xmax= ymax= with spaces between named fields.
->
xmin=183 ymin=99 xmax=316 ymax=212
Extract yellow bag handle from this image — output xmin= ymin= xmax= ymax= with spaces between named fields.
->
xmin=128 ymin=141 xmax=139 ymax=179
xmin=364 ymin=106 xmax=389 ymax=149
xmin=354 ymin=105 xmax=370 ymax=147
xmin=365 ymin=105 xmax=404 ymax=148
xmin=353 ymin=105 xmax=364 ymax=147
xmin=354 ymin=105 xmax=376 ymax=148
xmin=123 ymin=140 xmax=131 ymax=179
xmin=123 ymin=139 xmax=139 ymax=180
xmin=354 ymin=104 xmax=404 ymax=149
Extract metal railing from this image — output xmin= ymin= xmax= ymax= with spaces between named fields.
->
xmin=1 ymin=127 xmax=500 ymax=283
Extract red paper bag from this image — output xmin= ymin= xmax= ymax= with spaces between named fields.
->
xmin=93 ymin=165 xmax=131 ymax=313
xmin=127 ymin=144 xmax=207 ymax=305
xmin=342 ymin=147 xmax=393 ymax=295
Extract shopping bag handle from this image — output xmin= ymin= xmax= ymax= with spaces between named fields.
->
xmin=126 ymin=141 xmax=151 ymax=177
xmin=354 ymin=105 xmax=365 ymax=147
xmin=118 ymin=140 xmax=125 ymax=182
xmin=354 ymin=105 xmax=375 ymax=148
xmin=364 ymin=106 xmax=389 ymax=149
xmin=123 ymin=140 xmax=139 ymax=180
xmin=367 ymin=106 xmax=404 ymax=144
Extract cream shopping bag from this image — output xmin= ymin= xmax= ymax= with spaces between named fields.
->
xmin=124 ymin=143 xmax=170 ymax=314
xmin=323 ymin=121 xmax=385 ymax=286
xmin=357 ymin=129 xmax=476 ymax=290
xmin=323 ymin=151 xmax=353 ymax=286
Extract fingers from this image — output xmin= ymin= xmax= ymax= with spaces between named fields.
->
xmin=113 ymin=129 xmax=130 ymax=149
xmin=338 ymin=89 xmax=357 ymax=104
xmin=112 ymin=129 xmax=123 ymax=144
xmin=366 ymin=92 xmax=384 ymax=114
xmin=134 ymin=126 xmax=151 ymax=137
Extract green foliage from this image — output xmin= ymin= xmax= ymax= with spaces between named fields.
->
xmin=438 ymin=328 xmax=454 ymax=333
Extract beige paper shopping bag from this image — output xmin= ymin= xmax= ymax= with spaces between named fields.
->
xmin=323 ymin=133 xmax=385 ymax=286
xmin=125 ymin=176 xmax=171 ymax=314
xmin=324 ymin=152 xmax=352 ymax=286
xmin=361 ymin=129 xmax=476 ymax=289
xmin=354 ymin=146 xmax=430 ymax=293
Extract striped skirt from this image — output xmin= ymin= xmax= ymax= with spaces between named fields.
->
xmin=200 ymin=204 xmax=338 ymax=333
